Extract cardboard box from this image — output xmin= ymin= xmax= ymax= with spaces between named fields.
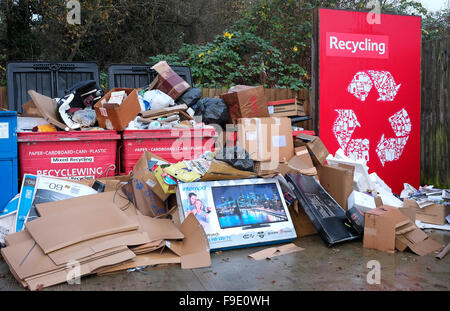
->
xmin=295 ymin=133 xmax=330 ymax=166
xmin=317 ymin=165 xmax=354 ymax=211
xmin=220 ymin=86 xmax=270 ymax=121
xmin=237 ymin=117 xmax=294 ymax=162
xmin=151 ymin=61 xmax=191 ymax=100
xmin=267 ymin=98 xmax=305 ymax=117
xmin=403 ymin=199 xmax=450 ymax=225
xmin=363 ymin=205 xmax=411 ymax=253
xmin=132 ymin=151 xmax=171 ymax=202
xmin=94 ymin=88 xmax=141 ymax=131
xmin=288 ymin=146 xmax=317 ymax=175
xmin=288 ymin=201 xmax=317 ymax=237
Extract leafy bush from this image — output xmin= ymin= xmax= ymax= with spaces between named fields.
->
xmin=149 ymin=30 xmax=309 ymax=90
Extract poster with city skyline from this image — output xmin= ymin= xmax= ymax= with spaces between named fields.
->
xmin=211 ymin=183 xmax=288 ymax=229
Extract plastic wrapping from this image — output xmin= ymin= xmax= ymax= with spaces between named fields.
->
xmin=72 ymin=109 xmax=97 ymax=127
xmin=141 ymin=89 xmax=174 ymax=111
xmin=215 ymin=146 xmax=255 ymax=172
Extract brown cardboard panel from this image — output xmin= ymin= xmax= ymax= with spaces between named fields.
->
xmin=1 ymin=234 xmax=129 ymax=281
xmin=402 ymin=227 xmax=429 ymax=243
xmin=288 ymin=202 xmax=317 ymax=237
xmin=408 ymin=239 xmax=443 ymax=256
xmin=48 ymin=231 xmax=148 ymax=266
xmin=22 ymin=98 xmax=42 ymax=117
xmin=36 ymin=191 xmax=131 ymax=217
xmin=141 ymin=104 xmax=188 ymax=118
xmin=395 ymin=236 xmax=409 ymax=252
xmin=165 ymin=214 xmax=211 ymax=269
xmin=26 ymin=203 xmax=139 ymax=254
xmin=404 ymin=199 xmax=450 ymax=225
xmin=317 ymin=165 xmax=354 ymax=211
xmin=28 ymin=90 xmax=69 ymax=131
xmin=288 ymin=146 xmax=317 ymax=176
xmin=4 ymin=230 xmax=32 ymax=247
xmin=25 ymin=248 xmax=135 ymax=291
xmin=398 ymin=206 xmax=416 ymax=222
xmin=96 ymin=248 xmax=181 ymax=275
xmin=131 ymin=214 xmax=184 ymax=242
xmin=248 ymin=243 xmax=304 ymax=260
xmin=397 ymin=227 xmax=443 ymax=256
xmin=295 ymin=133 xmax=330 ymax=166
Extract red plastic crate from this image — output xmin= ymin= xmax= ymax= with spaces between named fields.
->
xmin=121 ymin=128 xmax=217 ymax=174
xmin=18 ymin=130 xmax=120 ymax=180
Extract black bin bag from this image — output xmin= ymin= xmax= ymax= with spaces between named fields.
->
xmin=191 ymin=97 xmax=229 ymax=128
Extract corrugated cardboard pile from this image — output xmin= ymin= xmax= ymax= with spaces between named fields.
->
xmin=0 ymin=190 xmax=211 ymax=290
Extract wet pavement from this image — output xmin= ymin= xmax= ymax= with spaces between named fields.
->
xmin=0 ymin=230 xmax=448 ymax=291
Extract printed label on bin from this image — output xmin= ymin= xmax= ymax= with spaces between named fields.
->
xmin=67 ymin=175 xmax=95 ymax=181
xmin=37 ymin=167 xmax=104 ymax=178
xmin=0 ymin=122 xmax=9 ymax=139
xmin=272 ymin=135 xmax=286 ymax=147
xmin=28 ymin=148 xmax=107 ymax=157
xmin=51 ymin=157 xmax=94 ymax=163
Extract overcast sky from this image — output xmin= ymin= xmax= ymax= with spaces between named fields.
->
xmin=418 ymin=0 xmax=449 ymax=12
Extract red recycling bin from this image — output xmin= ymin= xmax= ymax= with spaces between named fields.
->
xmin=18 ymin=130 xmax=120 ymax=180
xmin=121 ymin=128 xmax=217 ymax=174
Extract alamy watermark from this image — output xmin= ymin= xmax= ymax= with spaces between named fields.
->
xmin=366 ymin=0 xmax=381 ymax=25
xmin=66 ymin=0 xmax=81 ymax=25
xmin=366 ymin=260 xmax=381 ymax=285
xmin=66 ymin=260 xmax=81 ymax=285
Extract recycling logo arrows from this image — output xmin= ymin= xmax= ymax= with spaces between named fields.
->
xmin=348 ymin=70 xmax=401 ymax=102
xmin=332 ymin=71 xmax=411 ymax=166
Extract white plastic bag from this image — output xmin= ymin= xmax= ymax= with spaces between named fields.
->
xmin=142 ymin=89 xmax=174 ymax=111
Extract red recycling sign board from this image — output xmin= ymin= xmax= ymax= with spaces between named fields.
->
xmin=315 ymin=8 xmax=421 ymax=194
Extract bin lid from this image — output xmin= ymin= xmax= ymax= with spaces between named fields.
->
xmin=18 ymin=130 xmax=120 ymax=142
xmin=7 ymin=61 xmax=100 ymax=113
xmin=122 ymin=128 xmax=217 ymax=139
xmin=107 ymin=64 xmax=193 ymax=89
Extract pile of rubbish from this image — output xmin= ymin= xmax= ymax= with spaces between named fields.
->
xmin=18 ymin=61 xmax=229 ymax=133
xmin=1 ymin=60 xmax=448 ymax=291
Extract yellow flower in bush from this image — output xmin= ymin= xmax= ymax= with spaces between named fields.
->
xmin=292 ymin=46 xmax=298 ymax=52
xmin=198 ymin=52 xmax=205 ymax=58
xmin=223 ymin=32 xmax=234 ymax=39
